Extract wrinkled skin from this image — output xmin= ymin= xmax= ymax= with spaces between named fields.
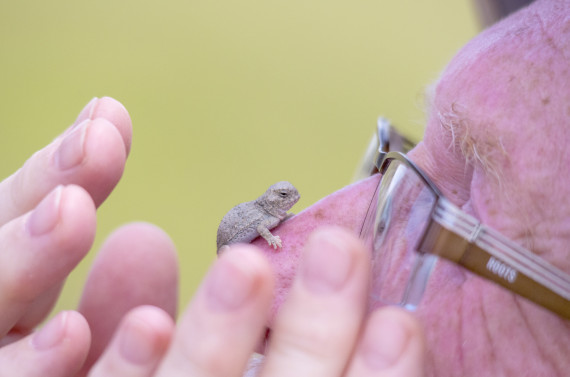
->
xmin=252 ymin=1 xmax=570 ymax=375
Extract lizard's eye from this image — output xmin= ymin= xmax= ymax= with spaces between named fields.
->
xmin=279 ymin=191 xmax=288 ymax=198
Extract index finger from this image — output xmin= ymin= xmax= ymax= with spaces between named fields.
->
xmin=0 ymin=97 xmax=131 ymax=226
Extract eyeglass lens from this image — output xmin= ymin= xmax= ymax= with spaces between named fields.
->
xmin=361 ymin=159 xmax=438 ymax=310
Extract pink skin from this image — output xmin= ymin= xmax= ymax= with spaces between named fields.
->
xmin=254 ymin=1 xmax=570 ymax=375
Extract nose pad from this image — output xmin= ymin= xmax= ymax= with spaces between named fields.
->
xmin=250 ymin=174 xmax=381 ymax=324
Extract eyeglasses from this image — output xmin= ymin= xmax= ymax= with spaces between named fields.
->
xmin=358 ymin=118 xmax=570 ymax=319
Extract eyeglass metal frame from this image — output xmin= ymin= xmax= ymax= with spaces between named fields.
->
xmin=353 ymin=117 xmax=416 ymax=181
xmin=361 ymin=118 xmax=570 ymax=319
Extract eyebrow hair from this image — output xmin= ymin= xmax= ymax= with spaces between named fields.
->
xmin=422 ymin=79 xmax=510 ymax=184
xmin=428 ymin=101 xmax=546 ymax=261
xmin=420 ymin=80 xmax=566 ymax=257
xmin=435 ymin=101 xmax=509 ymax=185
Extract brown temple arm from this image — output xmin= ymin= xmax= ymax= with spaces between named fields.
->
xmin=418 ymin=220 xmax=570 ymax=320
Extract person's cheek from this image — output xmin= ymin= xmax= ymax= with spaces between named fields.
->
xmin=251 ymin=174 xmax=380 ymax=324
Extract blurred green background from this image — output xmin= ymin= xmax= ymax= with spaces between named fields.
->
xmin=0 ymin=1 xmax=478 ymax=315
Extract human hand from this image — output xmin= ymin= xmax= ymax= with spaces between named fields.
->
xmin=0 ymin=95 xmax=132 ymax=346
xmin=0 ymin=98 xmax=178 ymax=376
xmin=89 ymin=227 xmax=425 ymax=376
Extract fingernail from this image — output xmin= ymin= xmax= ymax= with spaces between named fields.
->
xmin=32 ymin=311 xmax=68 ymax=350
xmin=206 ymin=248 xmax=257 ymax=311
xmin=245 ymin=353 xmax=265 ymax=377
xmin=76 ymin=97 xmax=98 ymax=122
xmin=59 ymin=98 xmax=97 ymax=138
xmin=119 ymin=317 xmax=159 ymax=365
xmin=56 ymin=119 xmax=89 ymax=170
xmin=27 ymin=186 xmax=63 ymax=237
xmin=301 ymin=229 xmax=354 ymax=293
xmin=362 ymin=311 xmax=411 ymax=370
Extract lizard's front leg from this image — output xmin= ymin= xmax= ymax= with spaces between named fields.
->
xmin=283 ymin=212 xmax=295 ymax=221
xmin=257 ymin=221 xmax=282 ymax=249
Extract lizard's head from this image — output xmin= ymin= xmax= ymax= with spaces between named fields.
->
xmin=264 ymin=181 xmax=300 ymax=210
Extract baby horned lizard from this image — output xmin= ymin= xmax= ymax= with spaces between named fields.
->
xmin=216 ymin=181 xmax=300 ymax=254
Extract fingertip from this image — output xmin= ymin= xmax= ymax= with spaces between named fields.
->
xmin=161 ymin=245 xmax=273 ymax=377
xmin=73 ymin=96 xmax=132 ymax=156
xmin=97 ymin=222 xmax=179 ymax=290
xmin=60 ymin=184 xmax=97 ymax=215
xmin=108 ymin=222 xmax=178 ymax=260
xmin=83 ymin=222 xmax=179 ymax=317
xmin=24 ymin=311 xmax=90 ymax=376
xmin=88 ymin=306 xmax=174 ymax=376
xmin=81 ymin=117 xmax=127 ymax=205
xmin=74 ymin=97 xmax=98 ymax=124
xmin=205 ymin=244 xmax=274 ymax=312
xmin=57 ymin=184 xmax=97 ymax=248
xmin=78 ymin=222 xmax=179 ymax=373
xmin=116 ymin=306 xmax=174 ymax=365
xmin=306 ymin=226 xmax=368 ymax=260
xmin=300 ymin=226 xmax=370 ymax=295
xmin=126 ymin=305 xmax=175 ymax=334
xmin=24 ymin=183 xmax=97 ymax=263
xmin=356 ymin=307 xmax=425 ymax=376
xmin=219 ymin=244 xmax=274 ymax=279
xmin=26 ymin=185 xmax=64 ymax=237
xmin=31 ymin=311 xmax=89 ymax=351
xmin=92 ymin=96 xmax=132 ymax=155
xmin=61 ymin=310 xmax=92 ymax=354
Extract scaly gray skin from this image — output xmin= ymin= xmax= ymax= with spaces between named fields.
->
xmin=216 ymin=181 xmax=300 ymax=253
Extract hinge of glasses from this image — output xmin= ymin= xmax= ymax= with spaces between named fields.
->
xmin=417 ymin=220 xmax=470 ymax=263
